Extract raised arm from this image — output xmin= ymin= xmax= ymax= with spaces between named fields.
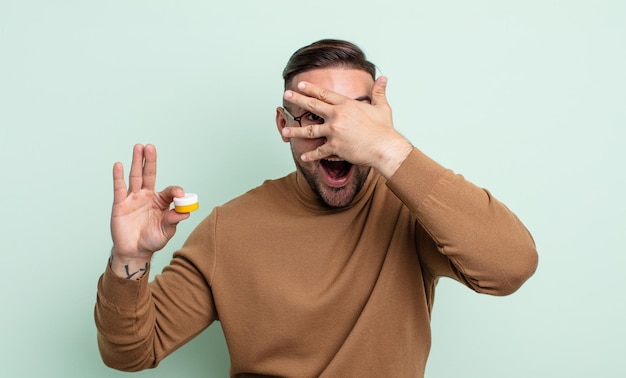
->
xmin=96 ymin=144 xmax=210 ymax=371
xmin=282 ymin=77 xmax=537 ymax=295
xmin=387 ymin=148 xmax=538 ymax=295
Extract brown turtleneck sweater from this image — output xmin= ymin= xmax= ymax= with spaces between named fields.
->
xmin=95 ymin=148 xmax=537 ymax=377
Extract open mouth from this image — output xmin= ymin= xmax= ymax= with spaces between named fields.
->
xmin=320 ymin=158 xmax=353 ymax=187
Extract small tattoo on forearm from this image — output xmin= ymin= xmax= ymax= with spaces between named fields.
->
xmin=124 ymin=263 xmax=149 ymax=280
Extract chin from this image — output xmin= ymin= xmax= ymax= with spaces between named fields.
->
xmin=319 ymin=187 xmax=358 ymax=208
xmin=317 ymin=168 xmax=370 ymax=207
xmin=293 ymin=150 xmax=370 ymax=208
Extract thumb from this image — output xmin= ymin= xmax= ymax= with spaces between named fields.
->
xmin=372 ymin=76 xmax=389 ymax=107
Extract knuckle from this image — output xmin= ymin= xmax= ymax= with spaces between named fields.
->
xmin=327 ymin=120 xmax=340 ymax=134
xmin=306 ymin=99 xmax=318 ymax=110
xmin=318 ymin=88 xmax=329 ymax=100
xmin=327 ymin=120 xmax=338 ymax=130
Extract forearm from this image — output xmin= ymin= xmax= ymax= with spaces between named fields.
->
xmin=96 ymin=216 xmax=219 ymax=370
xmin=387 ymin=148 xmax=538 ymax=295
xmin=95 ymin=264 xmax=158 ymax=371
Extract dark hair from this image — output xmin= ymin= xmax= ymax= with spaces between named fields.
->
xmin=282 ymin=39 xmax=376 ymax=89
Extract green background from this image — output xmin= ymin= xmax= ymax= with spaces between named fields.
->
xmin=1 ymin=1 xmax=624 ymax=377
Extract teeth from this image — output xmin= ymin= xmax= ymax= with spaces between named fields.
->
xmin=324 ymin=158 xmax=344 ymax=162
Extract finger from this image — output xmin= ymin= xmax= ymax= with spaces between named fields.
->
xmin=282 ymin=123 xmax=325 ymax=140
xmin=284 ymin=88 xmax=332 ymax=117
xmin=164 ymin=208 xmax=191 ymax=229
xmin=128 ymin=144 xmax=145 ymax=193
xmin=295 ymin=81 xmax=346 ymax=105
xmin=371 ymin=76 xmax=389 ymax=107
xmin=112 ymin=162 xmax=128 ymax=205
xmin=301 ymin=143 xmax=332 ymax=162
xmin=142 ymin=144 xmax=157 ymax=191
xmin=160 ymin=185 xmax=186 ymax=203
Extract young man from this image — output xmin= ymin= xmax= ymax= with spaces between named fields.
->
xmin=95 ymin=39 xmax=538 ymax=377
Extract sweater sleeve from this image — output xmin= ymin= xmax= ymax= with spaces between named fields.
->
xmin=94 ymin=213 xmax=219 ymax=371
xmin=386 ymin=148 xmax=538 ymax=296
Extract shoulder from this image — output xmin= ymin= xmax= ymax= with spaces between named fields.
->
xmin=216 ymin=173 xmax=294 ymax=218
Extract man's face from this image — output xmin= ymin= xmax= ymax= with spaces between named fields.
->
xmin=276 ymin=68 xmax=374 ymax=207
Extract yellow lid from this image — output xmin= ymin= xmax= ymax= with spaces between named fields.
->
xmin=174 ymin=193 xmax=199 ymax=213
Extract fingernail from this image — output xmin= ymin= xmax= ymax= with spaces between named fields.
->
xmin=298 ymin=82 xmax=306 ymax=90
xmin=284 ymin=90 xmax=293 ymax=99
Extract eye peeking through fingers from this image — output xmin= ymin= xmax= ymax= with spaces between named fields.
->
xmin=284 ymin=108 xmax=325 ymax=128
xmin=304 ymin=112 xmax=324 ymax=125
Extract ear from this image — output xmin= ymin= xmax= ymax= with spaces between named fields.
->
xmin=275 ymin=107 xmax=290 ymax=143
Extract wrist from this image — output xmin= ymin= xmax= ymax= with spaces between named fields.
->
xmin=109 ymin=247 xmax=151 ymax=280
xmin=375 ymin=137 xmax=413 ymax=179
